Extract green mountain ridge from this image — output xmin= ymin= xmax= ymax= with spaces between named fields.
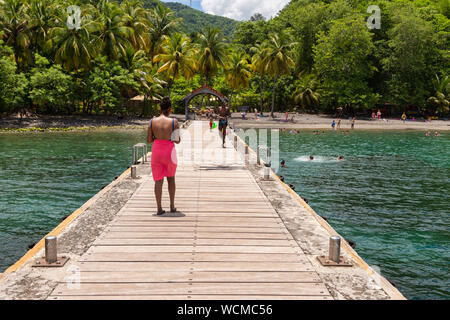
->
xmin=139 ymin=0 xmax=239 ymax=37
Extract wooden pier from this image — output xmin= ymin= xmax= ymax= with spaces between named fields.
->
xmin=1 ymin=121 xmax=405 ymax=300
xmin=48 ymin=121 xmax=331 ymax=300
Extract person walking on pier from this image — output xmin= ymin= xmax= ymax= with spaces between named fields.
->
xmin=217 ymin=104 xmax=231 ymax=148
xmin=147 ymin=97 xmax=180 ymax=215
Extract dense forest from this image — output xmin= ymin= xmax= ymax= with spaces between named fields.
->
xmin=0 ymin=0 xmax=449 ymax=118
xmin=164 ymin=2 xmax=238 ymax=38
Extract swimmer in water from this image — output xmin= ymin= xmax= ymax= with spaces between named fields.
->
xmin=434 ymin=131 xmax=440 ymax=136
xmin=289 ymin=184 xmax=295 ymax=190
xmin=309 ymin=155 xmax=314 ymax=161
xmin=279 ymin=175 xmax=285 ymax=182
xmin=426 ymin=131 xmax=431 ymax=136
xmin=280 ymin=159 xmax=286 ymax=167
xmin=337 ymin=156 xmax=343 ymax=161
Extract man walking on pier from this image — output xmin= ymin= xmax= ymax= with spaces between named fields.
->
xmin=217 ymin=104 xmax=231 ymax=148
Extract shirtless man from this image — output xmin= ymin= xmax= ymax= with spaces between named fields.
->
xmin=217 ymin=104 xmax=231 ymax=148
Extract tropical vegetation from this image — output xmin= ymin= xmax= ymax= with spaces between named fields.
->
xmin=0 ymin=0 xmax=448 ymax=118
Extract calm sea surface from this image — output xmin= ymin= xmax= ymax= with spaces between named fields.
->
xmin=0 ymin=129 xmax=448 ymax=299
xmin=273 ymin=129 xmax=449 ymax=300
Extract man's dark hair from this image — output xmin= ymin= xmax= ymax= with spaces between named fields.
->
xmin=160 ymin=96 xmax=172 ymax=112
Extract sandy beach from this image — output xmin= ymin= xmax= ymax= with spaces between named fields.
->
xmin=230 ymin=113 xmax=450 ymax=131
xmin=1 ymin=113 xmax=449 ymax=132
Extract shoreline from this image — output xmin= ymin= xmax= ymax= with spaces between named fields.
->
xmin=1 ymin=113 xmax=449 ymax=132
xmin=230 ymin=113 xmax=450 ymax=131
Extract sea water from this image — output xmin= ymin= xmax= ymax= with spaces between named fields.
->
xmin=0 ymin=129 xmax=448 ymax=299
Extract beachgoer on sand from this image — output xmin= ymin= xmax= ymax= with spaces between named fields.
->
xmin=147 ymin=97 xmax=180 ymax=215
xmin=337 ymin=118 xmax=341 ymax=129
xmin=401 ymin=112 xmax=406 ymax=123
xmin=351 ymin=117 xmax=355 ymax=129
xmin=331 ymin=120 xmax=336 ymax=130
xmin=377 ymin=109 xmax=381 ymax=119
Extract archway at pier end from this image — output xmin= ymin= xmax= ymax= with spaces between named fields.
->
xmin=182 ymin=84 xmax=229 ymax=120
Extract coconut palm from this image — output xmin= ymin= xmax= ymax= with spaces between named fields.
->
xmin=47 ymin=7 xmax=101 ymax=71
xmin=146 ymin=3 xmax=180 ymax=60
xmin=0 ymin=0 xmax=31 ymax=70
xmin=427 ymin=74 xmax=449 ymax=114
xmin=121 ymin=0 xmax=149 ymax=51
xmin=153 ymin=32 xmax=197 ymax=95
xmin=97 ymin=1 xmax=133 ymax=61
xmin=293 ymin=73 xmax=320 ymax=111
xmin=120 ymin=46 xmax=153 ymax=90
xmin=27 ymin=0 xmax=58 ymax=58
xmin=196 ymin=27 xmax=228 ymax=85
xmin=263 ymin=31 xmax=296 ymax=118
xmin=251 ymin=42 xmax=268 ymax=112
xmin=226 ymin=51 xmax=252 ymax=108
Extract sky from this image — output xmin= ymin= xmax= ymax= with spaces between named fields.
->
xmin=160 ymin=0 xmax=290 ymax=21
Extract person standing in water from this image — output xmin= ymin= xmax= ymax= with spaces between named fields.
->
xmin=147 ymin=97 xmax=180 ymax=215
xmin=217 ymin=104 xmax=231 ymax=148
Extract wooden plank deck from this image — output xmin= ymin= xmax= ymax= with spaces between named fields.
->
xmin=48 ymin=121 xmax=333 ymax=300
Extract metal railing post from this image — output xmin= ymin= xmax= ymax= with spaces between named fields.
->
xmin=329 ymin=236 xmax=341 ymax=263
xmin=45 ymin=236 xmax=57 ymax=264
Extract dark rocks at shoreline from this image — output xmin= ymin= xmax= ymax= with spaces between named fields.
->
xmin=0 ymin=114 xmax=186 ymax=130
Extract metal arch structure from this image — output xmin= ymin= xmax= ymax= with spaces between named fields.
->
xmin=182 ymin=84 xmax=229 ymax=120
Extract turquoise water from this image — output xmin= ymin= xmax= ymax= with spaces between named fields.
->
xmin=0 ymin=129 xmax=448 ymax=299
xmin=0 ymin=129 xmax=147 ymax=272
xmin=273 ymin=130 xmax=449 ymax=300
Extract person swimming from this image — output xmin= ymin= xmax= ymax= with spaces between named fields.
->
xmin=280 ymin=159 xmax=286 ymax=167
xmin=337 ymin=156 xmax=343 ymax=161
xmin=147 ymin=97 xmax=180 ymax=215
xmin=309 ymin=155 xmax=314 ymax=161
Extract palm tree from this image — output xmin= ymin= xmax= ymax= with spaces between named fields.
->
xmin=97 ymin=1 xmax=133 ymax=61
xmin=146 ymin=3 xmax=180 ymax=60
xmin=0 ymin=0 xmax=31 ymax=70
xmin=427 ymin=74 xmax=449 ymax=114
xmin=47 ymin=7 xmax=101 ymax=71
xmin=196 ymin=27 xmax=228 ymax=85
xmin=251 ymin=42 xmax=268 ymax=112
xmin=121 ymin=0 xmax=149 ymax=51
xmin=27 ymin=0 xmax=58 ymax=59
xmin=263 ymin=31 xmax=296 ymax=118
xmin=293 ymin=73 xmax=320 ymax=111
xmin=153 ymin=32 xmax=197 ymax=95
xmin=120 ymin=46 xmax=153 ymax=91
xmin=226 ymin=51 xmax=252 ymax=108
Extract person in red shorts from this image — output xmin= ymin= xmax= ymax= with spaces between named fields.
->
xmin=147 ymin=97 xmax=180 ymax=215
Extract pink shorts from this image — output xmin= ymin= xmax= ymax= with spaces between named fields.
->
xmin=151 ymin=139 xmax=177 ymax=181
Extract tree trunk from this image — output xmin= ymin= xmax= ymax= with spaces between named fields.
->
xmin=271 ymin=76 xmax=277 ymax=118
xmin=229 ymin=88 xmax=234 ymax=110
xmin=259 ymin=76 xmax=263 ymax=112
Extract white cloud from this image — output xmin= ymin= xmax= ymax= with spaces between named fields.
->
xmin=201 ymin=0 xmax=290 ymax=21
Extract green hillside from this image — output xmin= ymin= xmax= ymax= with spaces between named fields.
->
xmin=139 ymin=1 xmax=238 ymax=37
